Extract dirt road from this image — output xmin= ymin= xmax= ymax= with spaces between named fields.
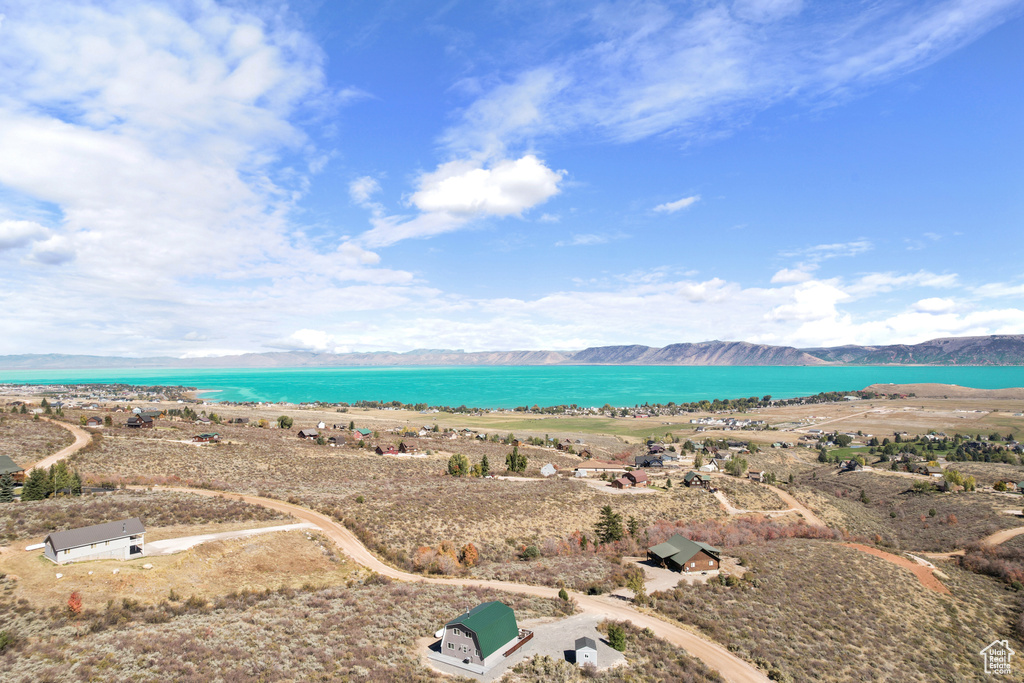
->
xmin=713 ymin=490 xmax=800 ymax=518
xmin=764 ymin=484 xmax=826 ymax=527
xmin=144 ymin=522 xmax=317 ymax=556
xmin=148 ymin=486 xmax=768 ymax=683
xmin=28 ymin=418 xmax=92 ymax=471
xmin=843 ymin=543 xmax=950 ymax=594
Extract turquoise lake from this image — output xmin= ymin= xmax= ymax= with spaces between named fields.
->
xmin=1 ymin=366 xmax=1023 ymax=409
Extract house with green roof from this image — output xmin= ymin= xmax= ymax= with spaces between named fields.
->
xmin=433 ymin=601 xmax=522 ymax=673
xmin=648 ymin=534 xmax=721 ymax=573
xmin=682 ymin=471 xmax=711 ymax=489
xmin=0 ymin=455 xmax=25 ymax=483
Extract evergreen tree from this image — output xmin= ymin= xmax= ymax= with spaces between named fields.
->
xmin=480 ymin=454 xmax=490 ymax=477
xmin=0 ymin=473 xmax=14 ymax=503
xmin=607 ymin=623 xmax=626 ymax=651
xmin=593 ymin=505 xmax=624 ymax=544
xmin=21 ymin=468 xmax=49 ymax=501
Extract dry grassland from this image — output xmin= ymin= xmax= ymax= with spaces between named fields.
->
xmin=1 ymin=528 xmax=360 ymax=611
xmin=0 ymin=415 xmax=75 ymax=467
xmin=653 ymin=538 xmax=1023 ymax=682
xmin=713 ymin=479 xmax=787 ymax=511
xmin=0 ymin=582 xmax=570 ymax=682
xmin=69 ymin=426 xmax=727 ymax=564
xmin=0 ymin=490 xmax=289 ymax=542
xmin=790 ymin=468 xmax=1021 ymax=551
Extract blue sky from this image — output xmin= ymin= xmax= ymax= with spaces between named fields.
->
xmin=0 ymin=0 xmax=1021 ymax=357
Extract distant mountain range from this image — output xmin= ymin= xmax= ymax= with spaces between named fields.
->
xmin=1 ymin=335 xmax=1022 ymax=370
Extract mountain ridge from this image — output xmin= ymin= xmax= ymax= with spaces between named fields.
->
xmin=1 ymin=335 xmax=1022 ymax=369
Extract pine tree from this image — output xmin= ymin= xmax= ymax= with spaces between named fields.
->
xmin=593 ymin=505 xmax=624 ymax=544
xmin=21 ymin=468 xmax=50 ymax=501
xmin=480 ymin=454 xmax=490 ymax=477
xmin=0 ymin=473 xmax=14 ymax=503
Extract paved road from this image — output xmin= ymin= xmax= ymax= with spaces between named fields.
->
xmin=145 ymin=522 xmax=317 ymax=556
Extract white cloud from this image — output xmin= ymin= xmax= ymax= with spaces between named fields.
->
xmin=410 ymin=155 xmax=563 ymax=217
xmin=30 ymin=235 xmax=75 ymax=265
xmin=782 ymin=240 xmax=873 ymax=261
xmin=653 ymin=195 xmax=700 ymax=213
xmin=349 ymin=176 xmax=381 ymax=206
xmin=770 ymin=268 xmax=814 ymax=284
xmin=732 ymin=0 xmax=804 ymax=23
xmin=0 ymin=219 xmax=49 ymax=250
xmin=357 ymin=155 xmax=564 ymax=247
xmin=0 ymin=1 xmax=427 ymax=356
xmin=913 ymin=297 xmax=956 ymax=314
xmin=440 ymin=2 xmax=1018 ymax=155
xmin=846 ymin=271 xmax=958 ymax=298
xmin=555 ymin=233 xmax=626 ymax=247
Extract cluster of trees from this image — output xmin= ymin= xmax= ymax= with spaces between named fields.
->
xmin=592 ymin=505 xmax=645 ymax=545
xmin=505 ymin=446 xmax=527 ymax=473
xmin=447 ymin=453 xmax=491 ymax=477
xmin=20 ymin=462 xmax=83 ymax=501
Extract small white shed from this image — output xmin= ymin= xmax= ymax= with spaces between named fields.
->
xmin=540 ymin=463 xmax=557 ymax=477
xmin=575 ymin=636 xmax=597 ymax=665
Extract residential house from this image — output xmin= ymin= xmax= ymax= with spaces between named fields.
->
xmin=195 ymin=416 xmax=212 ymax=426
xmin=85 ymin=416 xmax=104 ymax=427
xmin=839 ymin=460 xmax=863 ymax=472
xmin=297 ymin=429 xmax=318 ymax=440
xmin=712 ymin=458 xmax=730 ymax=472
xmin=0 ymin=454 xmax=26 ymax=483
xmin=612 ymin=470 xmax=648 ymax=489
xmin=125 ymin=415 xmax=153 ymax=429
xmin=192 ymin=433 xmax=220 ymax=443
xmin=434 ymin=602 xmax=525 ymax=673
xmin=578 ymin=449 xmax=592 ymax=459
xmin=540 ymin=463 xmax=557 ymax=477
xmin=44 ymin=518 xmax=145 ymax=564
xmin=355 ymin=429 xmax=373 ymax=438
xmin=683 ymin=471 xmax=711 ymax=489
xmin=648 ymin=444 xmax=666 ymax=454
xmin=747 ymin=470 xmax=766 ymax=483
xmin=633 ymin=455 xmax=664 ymax=468
xmin=375 ymin=445 xmax=398 ymax=455
xmin=574 ymin=460 xmax=627 ymax=477
xmin=647 ymin=534 xmax=721 ymax=573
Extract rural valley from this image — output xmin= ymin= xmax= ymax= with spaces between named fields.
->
xmin=1 ymin=382 xmax=1024 ymax=681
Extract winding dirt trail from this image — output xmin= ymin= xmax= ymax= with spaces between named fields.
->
xmin=27 ymin=418 xmax=92 ymax=472
xmin=843 ymin=543 xmax=950 ymax=594
xmin=143 ymin=485 xmax=768 ymax=683
xmin=763 ymin=484 xmax=827 ymax=527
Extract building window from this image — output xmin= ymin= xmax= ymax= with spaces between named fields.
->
xmin=690 ymin=562 xmax=695 ymax=567
xmin=448 ymin=643 xmax=454 ymax=650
